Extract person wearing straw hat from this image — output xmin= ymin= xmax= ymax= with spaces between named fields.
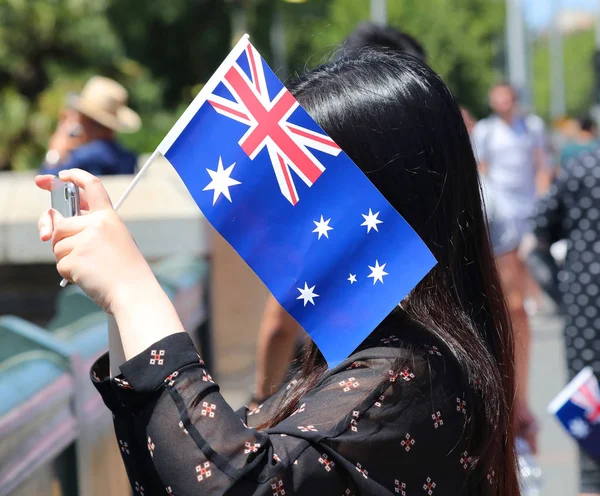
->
xmin=41 ymin=76 xmax=141 ymax=176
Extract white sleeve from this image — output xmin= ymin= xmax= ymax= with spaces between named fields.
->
xmin=526 ymin=115 xmax=547 ymax=151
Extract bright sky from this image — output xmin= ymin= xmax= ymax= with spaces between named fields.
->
xmin=526 ymin=0 xmax=598 ymax=28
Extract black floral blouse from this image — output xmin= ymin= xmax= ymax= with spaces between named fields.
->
xmin=91 ymin=320 xmax=483 ymax=495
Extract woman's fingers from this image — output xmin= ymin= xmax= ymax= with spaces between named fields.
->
xmin=58 ymin=169 xmax=113 ymax=212
xmin=56 ymin=257 xmax=75 ymax=284
xmin=34 ymin=174 xmax=55 ymax=192
xmin=38 ymin=208 xmax=56 ymax=242
xmin=35 ymin=173 xmax=92 ymax=211
xmin=51 ymin=215 xmax=89 ymax=249
xmin=53 ymin=236 xmax=76 ymax=263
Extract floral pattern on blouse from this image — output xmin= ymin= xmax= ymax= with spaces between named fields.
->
xmin=91 ymin=322 xmax=483 ymax=495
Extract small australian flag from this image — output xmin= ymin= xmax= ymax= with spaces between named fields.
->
xmin=549 ymin=366 xmax=600 ymax=461
xmin=156 ymin=35 xmax=436 ymax=366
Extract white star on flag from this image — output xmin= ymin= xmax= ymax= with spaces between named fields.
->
xmin=203 ymin=157 xmax=241 ymax=205
xmin=312 ymin=215 xmax=333 ymax=239
xmin=569 ymin=418 xmax=590 ymax=439
xmin=297 ymin=282 xmax=319 ymax=306
xmin=361 ymin=209 xmax=383 ymax=233
xmin=348 ymin=274 xmax=357 ymax=284
xmin=368 ymin=260 xmax=388 ymax=285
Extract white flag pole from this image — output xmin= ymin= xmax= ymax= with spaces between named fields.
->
xmin=113 ymin=149 xmax=161 ymax=210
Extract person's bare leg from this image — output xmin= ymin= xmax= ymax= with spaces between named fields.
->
xmin=496 ymin=250 xmax=537 ymax=451
xmin=253 ymin=295 xmax=299 ymax=405
xmin=524 ymin=268 xmax=543 ymax=314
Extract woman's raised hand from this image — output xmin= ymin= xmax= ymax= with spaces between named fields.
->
xmin=35 ymin=169 xmax=156 ymax=314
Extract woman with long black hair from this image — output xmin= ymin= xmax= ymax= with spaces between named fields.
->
xmin=36 ymin=50 xmax=519 ymax=495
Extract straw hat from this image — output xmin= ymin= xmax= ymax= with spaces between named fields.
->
xmin=68 ymin=76 xmax=141 ymax=133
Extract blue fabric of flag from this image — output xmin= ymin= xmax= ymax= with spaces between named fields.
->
xmin=163 ymin=42 xmax=436 ymax=366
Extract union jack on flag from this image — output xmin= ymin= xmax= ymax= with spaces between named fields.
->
xmin=572 ymin=371 xmax=600 ymax=424
xmin=549 ymin=366 xmax=600 ymax=461
xmin=156 ymin=35 xmax=435 ymax=366
xmin=206 ymin=42 xmax=341 ymax=205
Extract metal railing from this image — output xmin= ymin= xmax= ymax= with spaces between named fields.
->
xmin=0 ymin=255 xmax=211 ymax=496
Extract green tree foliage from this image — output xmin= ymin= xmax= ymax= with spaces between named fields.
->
xmin=0 ymin=0 xmax=504 ymax=170
xmin=104 ymin=0 xmax=231 ymax=155
xmin=533 ymin=28 xmax=596 ymax=121
xmin=282 ymin=0 xmax=505 ymax=117
xmin=106 ymin=0 xmax=231 ymax=108
xmin=0 ymin=0 xmax=124 ymax=169
xmin=0 ymin=0 xmax=230 ymax=170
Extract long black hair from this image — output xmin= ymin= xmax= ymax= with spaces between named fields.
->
xmin=261 ymin=50 xmax=518 ymax=495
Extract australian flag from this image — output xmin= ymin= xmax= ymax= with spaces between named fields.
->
xmin=549 ymin=367 xmax=600 ymax=461
xmin=157 ymin=35 xmax=436 ymax=366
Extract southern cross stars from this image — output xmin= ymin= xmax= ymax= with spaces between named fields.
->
xmin=361 ymin=209 xmax=383 ymax=233
xmin=313 ymin=209 xmax=382 ymax=239
xmin=313 ymin=215 xmax=334 ymax=239
xmin=297 ymin=283 xmax=319 ymax=306
xmin=298 ymin=210 xmax=390 ymax=307
xmin=368 ymin=260 xmax=388 ymax=285
xmin=203 ymin=157 xmax=241 ymax=205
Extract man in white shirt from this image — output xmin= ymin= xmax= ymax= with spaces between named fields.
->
xmin=473 ymin=83 xmax=551 ymax=454
xmin=473 ymin=83 xmax=551 ymax=245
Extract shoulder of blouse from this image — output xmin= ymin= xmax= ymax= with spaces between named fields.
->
xmin=248 ymin=315 xmax=465 ymax=429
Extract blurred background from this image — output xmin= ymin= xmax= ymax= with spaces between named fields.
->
xmin=2 ymin=0 xmax=599 ymax=172
xmin=0 ymin=0 xmax=598 ymax=495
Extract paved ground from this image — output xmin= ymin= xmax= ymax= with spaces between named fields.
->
xmin=529 ymin=307 xmax=578 ymax=495
xmin=219 ymin=303 xmax=579 ymax=495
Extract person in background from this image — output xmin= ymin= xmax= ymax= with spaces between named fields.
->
xmin=251 ymin=297 xmax=304 ymax=407
xmin=41 ymin=76 xmax=140 ymax=176
xmin=472 ymin=83 xmax=551 ymax=453
xmin=529 ymin=141 xmax=600 ymax=496
xmin=560 ymin=114 xmax=598 ymax=165
xmin=250 ymin=23 xmax=428 ymax=408
xmin=472 ymin=83 xmax=552 ymax=224
xmin=36 ymin=48 xmax=520 ymax=495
